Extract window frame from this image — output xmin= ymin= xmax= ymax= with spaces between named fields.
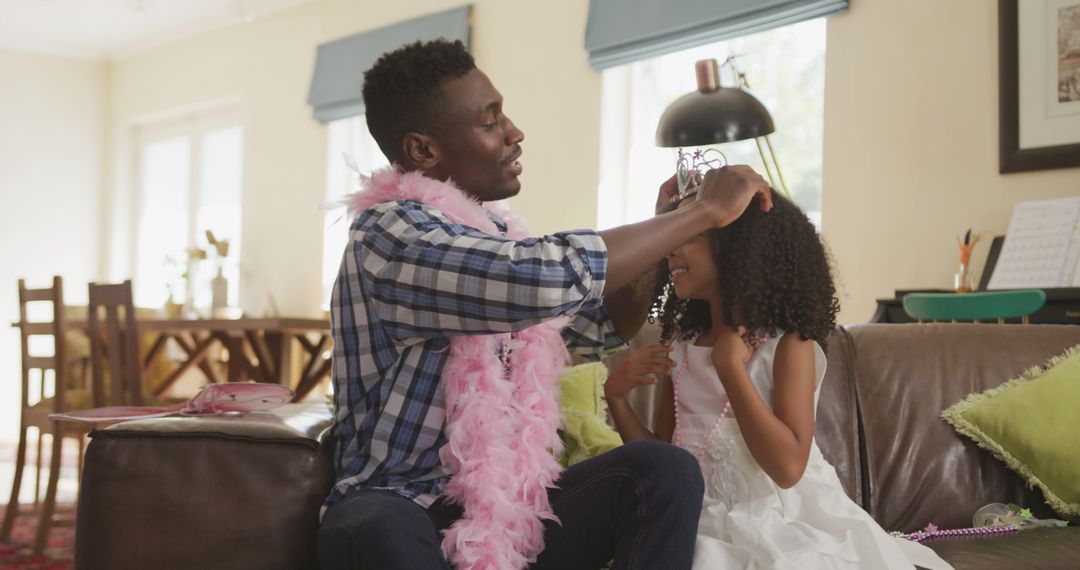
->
xmin=130 ymin=108 xmax=244 ymax=308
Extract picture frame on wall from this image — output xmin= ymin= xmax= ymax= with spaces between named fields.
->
xmin=999 ymin=0 xmax=1080 ymax=173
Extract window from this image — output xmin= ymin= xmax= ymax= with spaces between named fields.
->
xmin=321 ymin=116 xmax=389 ymax=307
xmin=133 ymin=113 xmax=243 ymax=309
xmin=597 ymin=18 xmax=826 ymax=229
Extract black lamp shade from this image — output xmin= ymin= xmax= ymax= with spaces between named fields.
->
xmin=655 ymin=87 xmax=775 ymax=148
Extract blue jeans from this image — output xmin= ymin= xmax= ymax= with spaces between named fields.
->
xmin=317 ymin=440 xmax=704 ymax=570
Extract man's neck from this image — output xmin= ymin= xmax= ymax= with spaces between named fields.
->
xmin=410 ymin=165 xmax=486 ymax=202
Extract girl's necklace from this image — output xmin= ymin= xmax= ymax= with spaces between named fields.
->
xmin=672 ymin=343 xmax=734 ymax=464
xmin=672 ymin=329 xmax=770 ymax=462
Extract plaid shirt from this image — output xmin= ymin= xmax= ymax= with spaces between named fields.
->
xmin=326 ymin=199 xmax=624 ymax=512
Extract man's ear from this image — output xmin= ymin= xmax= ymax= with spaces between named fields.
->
xmin=401 ymin=132 xmax=439 ymax=171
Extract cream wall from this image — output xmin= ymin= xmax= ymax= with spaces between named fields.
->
xmin=0 ymin=49 xmax=106 ymax=439
xmin=822 ymin=0 xmax=1080 ymax=324
xmin=30 ymin=0 xmax=1078 ymax=348
xmin=104 ymin=0 xmax=600 ymax=317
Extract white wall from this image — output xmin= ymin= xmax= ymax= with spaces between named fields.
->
xmin=104 ymin=0 xmax=601 ymax=318
xmin=822 ymin=0 xmax=1080 ymax=323
xmin=0 ymin=49 xmax=106 ymax=440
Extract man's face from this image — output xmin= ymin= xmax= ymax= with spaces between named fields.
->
xmin=428 ymin=69 xmax=524 ymax=202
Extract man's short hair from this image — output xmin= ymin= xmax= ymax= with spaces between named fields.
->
xmin=362 ymin=39 xmax=476 ymax=164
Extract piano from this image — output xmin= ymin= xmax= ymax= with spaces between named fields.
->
xmin=871 ymin=236 xmax=1080 ymax=325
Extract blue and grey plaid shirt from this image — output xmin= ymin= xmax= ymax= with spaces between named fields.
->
xmin=325 ymin=199 xmax=624 ymax=512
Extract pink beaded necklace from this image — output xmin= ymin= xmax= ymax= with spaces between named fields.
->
xmin=672 ymin=345 xmax=736 ymax=462
xmin=893 ymin=523 xmax=1019 ymax=543
xmin=672 ymin=329 xmax=772 ymax=461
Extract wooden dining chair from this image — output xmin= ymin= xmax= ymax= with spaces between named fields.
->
xmin=902 ymin=289 xmax=1047 ymax=324
xmin=87 ymin=280 xmax=146 ymax=408
xmin=1 ymin=277 xmax=93 ymax=554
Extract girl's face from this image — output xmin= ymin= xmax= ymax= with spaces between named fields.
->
xmin=667 ymin=229 xmax=721 ymax=303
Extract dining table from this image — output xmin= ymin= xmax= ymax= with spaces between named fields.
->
xmin=20 ymin=315 xmax=333 ymax=402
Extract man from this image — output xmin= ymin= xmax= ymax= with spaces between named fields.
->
xmin=318 ymin=39 xmax=772 ymax=570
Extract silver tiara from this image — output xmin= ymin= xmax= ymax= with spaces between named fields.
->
xmin=676 ymin=148 xmax=728 ymax=199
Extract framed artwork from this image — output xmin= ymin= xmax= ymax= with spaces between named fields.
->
xmin=999 ymin=0 xmax=1080 ymax=173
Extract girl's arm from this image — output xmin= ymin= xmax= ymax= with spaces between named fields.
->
xmin=604 ymin=343 xmax=674 ymax=442
xmin=712 ymin=331 xmax=817 ymax=488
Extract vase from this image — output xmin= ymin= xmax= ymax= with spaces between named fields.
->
xmin=212 ymin=267 xmax=229 ymax=315
xmin=164 ymin=294 xmax=183 ymax=317
xmin=954 ymin=262 xmax=975 ymax=293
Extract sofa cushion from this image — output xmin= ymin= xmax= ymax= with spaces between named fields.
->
xmin=557 ymin=362 xmax=622 ymax=467
xmin=75 ymin=402 xmax=334 ymax=570
xmin=847 ymin=323 xmax=1080 ymax=532
xmin=941 ymin=344 xmax=1080 ymax=517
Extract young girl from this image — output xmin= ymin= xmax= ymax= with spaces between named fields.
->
xmin=605 ymin=191 xmax=952 ymax=570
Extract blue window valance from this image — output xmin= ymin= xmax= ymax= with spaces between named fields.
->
xmin=585 ymin=0 xmax=847 ymax=70
xmin=308 ymin=5 xmax=472 ymax=123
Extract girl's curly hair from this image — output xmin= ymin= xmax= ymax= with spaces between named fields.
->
xmin=650 ymin=189 xmax=840 ymax=351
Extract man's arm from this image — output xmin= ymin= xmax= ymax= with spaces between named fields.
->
xmin=562 ymin=166 xmax=769 ymax=353
xmin=598 ymin=165 xmax=772 ymax=293
xmin=357 ymin=201 xmax=609 ymax=341
xmin=604 ymin=264 xmax=660 ymax=341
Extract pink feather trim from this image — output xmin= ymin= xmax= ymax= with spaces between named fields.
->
xmin=343 ymin=166 xmax=568 ymax=569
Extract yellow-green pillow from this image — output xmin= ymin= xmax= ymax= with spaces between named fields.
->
xmin=557 ymin=362 xmax=623 ymax=467
xmin=941 ymin=345 xmax=1080 ymax=517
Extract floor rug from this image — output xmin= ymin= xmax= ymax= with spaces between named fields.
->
xmin=0 ymin=505 xmax=74 ymax=570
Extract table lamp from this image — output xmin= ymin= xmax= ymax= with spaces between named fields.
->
xmin=656 ymin=57 xmax=789 ymax=197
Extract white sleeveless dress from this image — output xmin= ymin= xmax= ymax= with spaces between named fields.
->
xmin=672 ymin=334 xmax=953 ymax=570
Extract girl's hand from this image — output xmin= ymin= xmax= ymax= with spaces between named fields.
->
xmin=710 ymin=327 xmax=752 ymax=381
xmin=605 ymin=344 xmax=674 ymax=401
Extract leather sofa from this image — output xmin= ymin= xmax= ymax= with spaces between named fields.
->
xmin=75 ymin=323 xmax=1080 ymax=569
xmin=815 ymin=324 xmax=1080 ymax=568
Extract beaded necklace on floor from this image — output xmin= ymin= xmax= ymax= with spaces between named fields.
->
xmin=891 ymin=523 xmax=1019 ymax=543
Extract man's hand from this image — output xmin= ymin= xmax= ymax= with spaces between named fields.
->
xmin=597 ymin=165 xmax=767 ymax=293
xmin=604 ymin=344 xmax=674 ymax=402
xmin=655 ymin=174 xmax=680 ymax=215
xmin=694 ymin=165 xmax=773 ymax=228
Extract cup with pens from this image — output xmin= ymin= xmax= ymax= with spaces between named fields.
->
xmin=955 ymin=229 xmax=981 ymax=293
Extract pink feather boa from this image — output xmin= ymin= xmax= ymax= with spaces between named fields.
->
xmin=343 ymin=167 xmax=568 ymax=569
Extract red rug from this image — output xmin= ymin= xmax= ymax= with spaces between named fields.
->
xmin=0 ymin=505 xmax=74 ymax=570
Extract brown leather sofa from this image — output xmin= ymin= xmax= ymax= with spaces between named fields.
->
xmin=75 ymin=324 xmax=1080 ymax=569
xmin=816 ymin=324 xmax=1080 ymax=569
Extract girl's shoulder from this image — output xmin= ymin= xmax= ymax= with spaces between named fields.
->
xmin=772 ymin=331 xmax=827 ymax=386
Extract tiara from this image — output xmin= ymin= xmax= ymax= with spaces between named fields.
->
xmin=676 ymin=148 xmax=728 ymax=199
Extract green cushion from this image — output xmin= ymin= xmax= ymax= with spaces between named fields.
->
xmin=941 ymin=345 xmax=1080 ymax=517
xmin=557 ymin=362 xmax=623 ymax=467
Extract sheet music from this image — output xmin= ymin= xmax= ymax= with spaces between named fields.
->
xmin=1067 ymin=224 xmax=1080 ymax=287
xmin=987 ymin=197 xmax=1080 ymax=290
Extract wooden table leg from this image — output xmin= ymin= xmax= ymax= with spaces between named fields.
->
xmin=143 ymin=333 xmax=168 ymax=370
xmin=292 ymin=334 xmax=332 ymax=401
xmin=264 ymin=331 xmax=295 ymax=388
xmin=214 ymin=332 xmax=261 ymax=382
xmin=154 ymin=334 xmax=220 ymax=397
xmin=245 ymin=330 xmax=279 ymax=383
